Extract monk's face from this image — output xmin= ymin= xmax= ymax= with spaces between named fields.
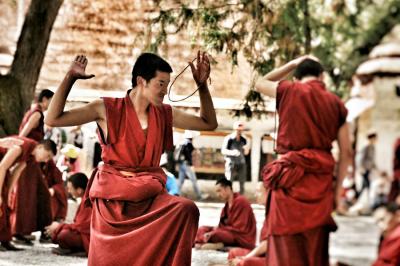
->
xmin=33 ymin=145 xmax=54 ymax=162
xmin=67 ymin=181 xmax=84 ymax=199
xmin=142 ymin=71 xmax=170 ymax=106
xmin=215 ymin=184 xmax=230 ymax=201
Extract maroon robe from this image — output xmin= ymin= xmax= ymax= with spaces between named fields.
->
xmin=195 ymin=193 xmax=256 ymax=249
xmin=0 ymin=148 xmax=11 ymax=242
xmin=388 ymin=139 xmax=400 ymax=203
xmin=373 ymin=225 xmax=400 ymax=266
xmin=42 ymin=160 xmax=67 ymax=221
xmin=228 ymin=219 xmax=268 ymax=266
xmin=18 ymin=104 xmax=45 ymax=142
xmin=86 ymin=93 xmax=199 ymax=266
xmin=52 ymin=196 xmax=91 ymax=253
xmin=263 ymin=80 xmax=347 ymax=265
xmin=9 ymin=137 xmax=52 ymax=235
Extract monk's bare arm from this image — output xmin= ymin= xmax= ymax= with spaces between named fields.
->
xmin=255 ymin=55 xmax=314 ymax=98
xmin=8 ymin=161 xmax=27 ymax=197
xmin=0 ymin=146 xmax=22 ymax=205
xmin=45 ymin=55 xmax=105 ymax=128
xmin=244 ymin=240 xmax=267 ymax=258
xmin=336 ymin=123 xmax=353 ymax=207
xmin=172 ymin=85 xmax=217 ymax=130
xmin=172 ymin=51 xmax=218 ymax=131
xmin=19 ymin=112 xmax=41 ymax=137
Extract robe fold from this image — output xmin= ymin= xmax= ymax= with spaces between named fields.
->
xmin=388 ymin=139 xmax=400 ymax=203
xmin=373 ymin=225 xmax=400 ymax=266
xmin=195 ymin=193 xmax=256 ymax=249
xmin=263 ymin=80 xmax=347 ymax=266
xmin=0 ymin=148 xmax=11 ymax=242
xmin=9 ymin=137 xmax=52 ymax=235
xmin=18 ymin=104 xmax=45 ymax=142
xmin=52 ymin=196 xmax=91 ymax=253
xmin=42 ymin=160 xmax=68 ymax=221
xmin=86 ymin=93 xmax=199 ymax=266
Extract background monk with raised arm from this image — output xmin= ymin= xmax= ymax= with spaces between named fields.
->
xmin=255 ymin=56 xmax=353 ymax=266
xmin=45 ymin=52 xmax=217 ymax=265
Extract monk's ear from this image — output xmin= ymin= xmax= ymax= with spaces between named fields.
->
xmin=137 ymin=76 xmax=147 ymax=88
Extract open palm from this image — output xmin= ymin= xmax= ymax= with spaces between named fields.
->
xmin=69 ymin=55 xmax=95 ymax=80
xmin=189 ymin=51 xmax=210 ymax=86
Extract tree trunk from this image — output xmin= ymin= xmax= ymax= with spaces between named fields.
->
xmin=0 ymin=0 xmax=63 ymax=137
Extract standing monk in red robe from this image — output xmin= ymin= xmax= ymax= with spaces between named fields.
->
xmin=0 ymin=137 xmax=56 ymax=250
xmin=19 ymin=89 xmax=54 ymax=142
xmin=46 ymin=172 xmax=91 ymax=256
xmin=18 ymin=88 xmax=59 ymax=243
xmin=195 ymin=177 xmax=256 ymax=250
xmin=45 ymin=52 xmax=218 ymax=265
xmin=255 ymin=56 xmax=353 ymax=266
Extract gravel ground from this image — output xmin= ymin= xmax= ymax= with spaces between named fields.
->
xmin=0 ymin=203 xmax=379 ymax=266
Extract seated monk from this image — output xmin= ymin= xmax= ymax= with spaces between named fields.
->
xmin=46 ymin=172 xmax=91 ymax=256
xmin=373 ymin=204 xmax=400 ymax=266
xmin=0 ymin=137 xmax=56 ymax=250
xmin=195 ymin=177 xmax=256 ymax=250
xmin=228 ymin=183 xmax=268 ymax=266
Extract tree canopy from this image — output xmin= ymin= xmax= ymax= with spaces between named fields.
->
xmin=136 ymin=0 xmax=400 ymax=117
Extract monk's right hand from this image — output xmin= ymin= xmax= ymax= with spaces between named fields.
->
xmin=68 ymin=55 xmax=95 ymax=80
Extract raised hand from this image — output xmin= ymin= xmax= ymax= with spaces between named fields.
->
xmin=68 ymin=55 xmax=95 ymax=80
xmin=292 ymin=55 xmax=320 ymax=66
xmin=189 ymin=51 xmax=210 ymax=87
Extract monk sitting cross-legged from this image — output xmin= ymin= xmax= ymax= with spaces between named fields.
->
xmin=46 ymin=172 xmax=91 ymax=256
xmin=45 ymin=52 xmax=218 ymax=266
xmin=228 ymin=183 xmax=268 ymax=266
xmin=195 ymin=177 xmax=256 ymax=250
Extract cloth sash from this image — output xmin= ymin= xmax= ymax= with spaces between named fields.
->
xmin=85 ymin=163 xmax=166 ymax=206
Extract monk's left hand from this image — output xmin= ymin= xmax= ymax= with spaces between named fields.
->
xmin=45 ymin=221 xmax=60 ymax=236
xmin=189 ymin=51 xmax=210 ymax=87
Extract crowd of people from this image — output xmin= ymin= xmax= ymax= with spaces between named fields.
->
xmin=0 ymin=50 xmax=399 ymax=266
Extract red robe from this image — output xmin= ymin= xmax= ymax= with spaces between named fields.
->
xmin=228 ymin=219 xmax=268 ymax=266
xmin=195 ymin=193 xmax=256 ymax=249
xmin=0 ymin=148 xmax=11 ymax=242
xmin=9 ymin=137 xmax=52 ymax=235
xmin=373 ymin=225 xmax=400 ymax=266
xmin=86 ymin=93 xmax=199 ymax=266
xmin=52 ymin=196 xmax=91 ymax=253
xmin=263 ymin=80 xmax=347 ymax=265
xmin=42 ymin=160 xmax=67 ymax=221
xmin=388 ymin=139 xmax=400 ymax=203
xmin=18 ymin=104 xmax=45 ymax=141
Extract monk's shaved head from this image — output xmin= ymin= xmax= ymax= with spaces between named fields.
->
xmin=293 ymin=59 xmax=324 ymax=80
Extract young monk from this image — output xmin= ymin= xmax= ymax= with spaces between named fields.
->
xmin=195 ymin=177 xmax=256 ymax=250
xmin=228 ymin=183 xmax=267 ymax=266
xmin=0 ymin=137 xmax=56 ymax=250
xmin=45 ymin=52 xmax=217 ymax=265
xmin=46 ymin=172 xmax=91 ymax=256
xmin=373 ymin=204 xmax=400 ymax=266
xmin=255 ymin=56 xmax=353 ymax=266
xmin=41 ymin=160 xmax=68 ymax=223
xmin=19 ymin=89 xmax=54 ymax=141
